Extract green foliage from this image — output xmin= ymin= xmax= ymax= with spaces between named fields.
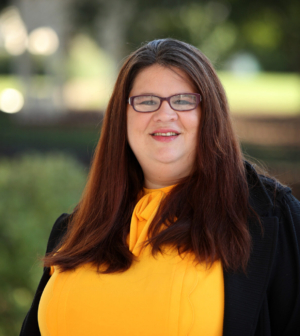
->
xmin=0 ymin=153 xmax=87 ymax=336
xmin=70 ymin=0 xmax=300 ymax=72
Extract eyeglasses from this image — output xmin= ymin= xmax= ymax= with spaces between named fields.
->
xmin=128 ymin=93 xmax=202 ymax=113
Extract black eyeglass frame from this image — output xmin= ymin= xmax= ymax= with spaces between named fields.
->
xmin=128 ymin=93 xmax=202 ymax=113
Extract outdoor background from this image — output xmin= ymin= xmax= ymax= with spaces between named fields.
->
xmin=0 ymin=0 xmax=299 ymax=334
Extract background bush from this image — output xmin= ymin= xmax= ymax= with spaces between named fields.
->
xmin=0 ymin=153 xmax=87 ymax=336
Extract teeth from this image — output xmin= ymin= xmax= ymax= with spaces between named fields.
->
xmin=152 ymin=132 xmax=178 ymax=136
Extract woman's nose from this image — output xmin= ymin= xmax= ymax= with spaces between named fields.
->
xmin=153 ymin=101 xmax=178 ymax=122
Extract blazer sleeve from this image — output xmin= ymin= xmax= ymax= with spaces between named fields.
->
xmin=19 ymin=213 xmax=70 ymax=336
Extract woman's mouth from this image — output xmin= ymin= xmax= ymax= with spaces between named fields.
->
xmin=151 ymin=132 xmax=179 ymax=136
xmin=150 ymin=131 xmax=180 ymax=142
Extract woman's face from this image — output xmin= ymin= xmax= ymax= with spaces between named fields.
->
xmin=127 ymin=64 xmax=201 ymax=185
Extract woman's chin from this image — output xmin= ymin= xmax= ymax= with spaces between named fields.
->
xmin=152 ymin=156 xmax=181 ymax=165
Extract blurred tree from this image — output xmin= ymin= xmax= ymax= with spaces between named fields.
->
xmin=0 ymin=153 xmax=87 ymax=336
xmin=68 ymin=0 xmax=300 ymax=72
xmin=228 ymin=0 xmax=300 ymax=72
xmin=70 ymin=0 xmax=136 ymax=64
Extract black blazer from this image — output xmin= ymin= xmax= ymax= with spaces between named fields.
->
xmin=20 ymin=163 xmax=300 ymax=336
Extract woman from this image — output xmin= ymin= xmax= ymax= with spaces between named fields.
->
xmin=20 ymin=39 xmax=300 ymax=336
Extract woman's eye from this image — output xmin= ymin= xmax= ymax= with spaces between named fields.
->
xmin=140 ymin=100 xmax=157 ymax=105
xmin=136 ymin=98 xmax=158 ymax=106
xmin=173 ymin=99 xmax=193 ymax=105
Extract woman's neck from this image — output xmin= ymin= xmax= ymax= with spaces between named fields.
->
xmin=144 ymin=179 xmax=175 ymax=189
xmin=141 ymin=159 xmax=193 ymax=189
xmin=143 ymin=173 xmax=182 ymax=189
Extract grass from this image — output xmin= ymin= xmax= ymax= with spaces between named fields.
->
xmin=218 ymin=72 xmax=300 ymax=116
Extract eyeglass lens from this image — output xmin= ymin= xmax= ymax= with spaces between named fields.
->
xmin=133 ymin=94 xmax=198 ymax=112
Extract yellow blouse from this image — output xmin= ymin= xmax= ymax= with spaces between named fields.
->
xmin=38 ymin=185 xmax=224 ymax=336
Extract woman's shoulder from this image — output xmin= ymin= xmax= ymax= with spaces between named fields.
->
xmin=244 ymin=160 xmax=300 ymax=232
xmin=244 ymin=161 xmax=294 ymax=208
xmin=259 ymin=174 xmax=300 ymax=229
xmin=259 ymin=173 xmax=291 ymax=199
xmin=45 ymin=213 xmax=71 ymax=254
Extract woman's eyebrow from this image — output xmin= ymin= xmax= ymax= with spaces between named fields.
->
xmin=132 ymin=92 xmax=157 ymax=96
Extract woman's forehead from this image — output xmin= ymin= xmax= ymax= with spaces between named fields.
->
xmin=130 ymin=64 xmax=197 ymax=95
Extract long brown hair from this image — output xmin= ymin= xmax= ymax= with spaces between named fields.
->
xmin=44 ymin=39 xmax=251 ymax=273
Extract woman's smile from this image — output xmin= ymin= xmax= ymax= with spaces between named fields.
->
xmin=150 ymin=128 xmax=181 ymax=142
